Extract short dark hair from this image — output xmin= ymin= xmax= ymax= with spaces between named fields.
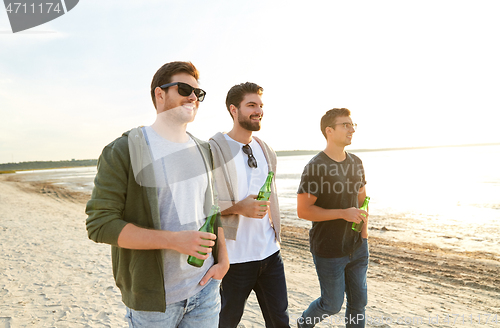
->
xmin=150 ymin=61 xmax=200 ymax=109
xmin=225 ymin=82 xmax=263 ymax=119
xmin=320 ymin=108 xmax=351 ymax=139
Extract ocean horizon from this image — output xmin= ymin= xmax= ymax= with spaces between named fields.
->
xmin=3 ymin=142 xmax=500 ymax=167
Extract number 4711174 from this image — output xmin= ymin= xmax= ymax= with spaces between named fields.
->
xmin=5 ymin=3 xmax=62 ymax=14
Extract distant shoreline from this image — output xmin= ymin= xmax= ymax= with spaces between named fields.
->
xmin=275 ymin=142 xmax=500 ymax=156
xmin=0 ymin=159 xmax=97 ymax=173
xmin=2 ymin=142 xmax=499 ymax=171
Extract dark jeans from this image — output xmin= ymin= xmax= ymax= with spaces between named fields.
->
xmin=297 ymin=238 xmax=369 ymax=328
xmin=219 ymin=250 xmax=290 ymax=328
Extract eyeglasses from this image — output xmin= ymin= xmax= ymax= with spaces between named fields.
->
xmin=242 ymin=144 xmax=258 ymax=168
xmin=330 ymin=123 xmax=357 ymax=131
xmin=159 ymin=82 xmax=206 ymax=102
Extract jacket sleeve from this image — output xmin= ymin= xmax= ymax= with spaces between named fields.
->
xmin=208 ymin=138 xmax=236 ymax=212
xmin=85 ymin=137 xmax=130 ymax=246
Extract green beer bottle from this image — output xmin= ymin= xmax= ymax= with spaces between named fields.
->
xmin=257 ymin=171 xmax=274 ymax=201
xmin=187 ymin=205 xmax=220 ymax=268
xmin=352 ymin=196 xmax=370 ymax=232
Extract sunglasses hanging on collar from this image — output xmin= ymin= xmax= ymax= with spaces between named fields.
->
xmin=242 ymin=144 xmax=258 ymax=168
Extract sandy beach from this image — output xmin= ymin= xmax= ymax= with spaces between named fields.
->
xmin=1 ymin=174 xmax=499 ymax=327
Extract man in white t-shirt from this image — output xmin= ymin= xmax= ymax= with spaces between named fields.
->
xmin=209 ymin=82 xmax=290 ymax=328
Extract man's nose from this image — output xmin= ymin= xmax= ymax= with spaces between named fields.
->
xmin=187 ymin=91 xmax=197 ymax=101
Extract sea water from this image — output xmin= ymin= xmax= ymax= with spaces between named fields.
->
xmin=278 ymin=145 xmax=500 ymax=257
xmin=14 ymin=145 xmax=500 ymax=256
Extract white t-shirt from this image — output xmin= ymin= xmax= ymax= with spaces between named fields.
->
xmin=143 ymin=126 xmax=213 ymax=305
xmin=224 ymin=134 xmax=280 ymax=264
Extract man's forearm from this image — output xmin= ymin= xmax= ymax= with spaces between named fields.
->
xmin=220 ymin=195 xmax=269 ymax=218
xmin=220 ymin=204 xmax=238 ymax=216
xmin=117 ymin=223 xmax=172 ymax=250
xmin=117 ymin=223 xmax=216 ymax=261
xmin=297 ymin=205 xmax=347 ymax=222
xmin=216 ymin=226 xmax=230 ymax=267
xmin=361 ymin=213 xmax=369 ymax=238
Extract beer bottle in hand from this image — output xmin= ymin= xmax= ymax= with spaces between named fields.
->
xmin=257 ymin=171 xmax=274 ymax=201
xmin=352 ymin=196 xmax=370 ymax=232
xmin=187 ymin=205 xmax=220 ymax=268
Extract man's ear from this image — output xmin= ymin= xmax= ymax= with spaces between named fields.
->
xmin=325 ymin=126 xmax=334 ymax=137
xmin=155 ymin=87 xmax=166 ymax=106
xmin=229 ymin=104 xmax=238 ymax=118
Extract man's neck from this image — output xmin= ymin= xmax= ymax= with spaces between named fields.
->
xmin=226 ymin=126 xmax=253 ymax=145
xmin=150 ymin=114 xmax=189 ymax=143
xmin=323 ymin=143 xmax=346 ymax=162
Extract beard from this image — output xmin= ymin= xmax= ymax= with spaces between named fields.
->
xmin=237 ymin=109 xmax=261 ymax=131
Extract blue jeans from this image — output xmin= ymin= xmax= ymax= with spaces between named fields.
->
xmin=125 ymin=278 xmax=221 ymax=328
xmin=297 ymin=239 xmax=369 ymax=328
xmin=219 ymin=250 xmax=289 ymax=328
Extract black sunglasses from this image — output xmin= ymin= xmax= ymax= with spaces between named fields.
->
xmin=242 ymin=144 xmax=257 ymax=169
xmin=159 ymin=82 xmax=206 ymax=102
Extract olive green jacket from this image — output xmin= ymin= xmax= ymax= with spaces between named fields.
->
xmin=85 ymin=127 xmax=219 ymax=312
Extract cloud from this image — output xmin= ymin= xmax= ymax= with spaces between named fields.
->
xmin=0 ymin=25 xmax=68 ymax=42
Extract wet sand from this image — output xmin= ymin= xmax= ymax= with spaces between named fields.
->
xmin=0 ymin=174 xmax=499 ymax=327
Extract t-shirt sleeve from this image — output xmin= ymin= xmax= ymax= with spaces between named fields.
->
xmin=297 ymin=163 xmax=321 ymax=198
xmin=358 ymin=158 xmax=367 ymax=187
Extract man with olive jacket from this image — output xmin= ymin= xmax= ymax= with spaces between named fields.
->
xmin=86 ymin=61 xmax=229 ymax=327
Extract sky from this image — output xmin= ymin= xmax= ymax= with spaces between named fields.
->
xmin=1 ymin=0 xmax=499 ymax=164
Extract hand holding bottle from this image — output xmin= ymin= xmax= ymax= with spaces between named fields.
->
xmin=236 ymin=195 xmax=270 ymax=218
xmin=227 ymin=172 xmax=274 ymax=219
xmin=188 ymin=205 xmax=220 ymax=267
xmin=343 ymin=207 xmax=368 ymax=224
xmin=352 ymin=197 xmax=370 ymax=232
xmin=171 ymin=230 xmax=216 ymax=258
